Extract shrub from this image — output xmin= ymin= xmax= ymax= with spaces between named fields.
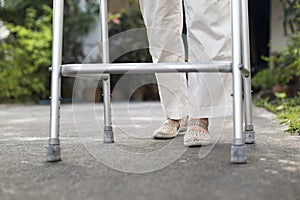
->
xmin=272 ymin=33 xmax=300 ymax=87
xmin=254 ymin=93 xmax=300 ymax=135
xmin=0 ymin=0 xmax=98 ymax=103
xmin=0 ymin=6 xmax=52 ymax=102
xmin=253 ymin=33 xmax=300 ymax=96
xmin=252 ymin=68 xmax=275 ymax=91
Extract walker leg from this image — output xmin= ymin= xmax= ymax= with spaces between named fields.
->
xmin=47 ymin=0 xmax=64 ymax=162
xmin=245 ymin=128 xmax=255 ymax=144
xmin=243 ymin=76 xmax=255 ymax=144
xmin=231 ymin=0 xmax=247 ymax=164
xmin=241 ymin=0 xmax=255 ymax=144
xmin=103 ymin=79 xmax=114 ymax=143
xmin=47 ymin=143 xmax=61 ymax=162
xmin=231 ymin=145 xmax=247 ymax=164
xmin=100 ymin=0 xmax=114 ymax=143
xmin=231 ymin=75 xmax=247 ymax=164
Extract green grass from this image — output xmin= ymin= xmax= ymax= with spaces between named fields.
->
xmin=254 ymin=94 xmax=300 ymax=135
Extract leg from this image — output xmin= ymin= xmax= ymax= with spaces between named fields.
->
xmin=103 ymin=78 xmax=114 ymax=143
xmin=185 ymin=0 xmax=233 ymax=118
xmin=241 ymin=0 xmax=255 ymax=144
xmin=231 ymin=0 xmax=247 ymax=163
xmin=139 ymin=0 xmax=188 ymax=137
xmin=100 ymin=0 xmax=114 ymax=143
xmin=48 ymin=0 xmax=64 ymax=162
xmin=243 ymin=76 xmax=255 ymax=144
xmin=184 ymin=0 xmax=233 ymax=146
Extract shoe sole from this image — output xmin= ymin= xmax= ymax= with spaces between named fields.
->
xmin=184 ymin=140 xmax=211 ymax=147
xmin=153 ymin=134 xmax=177 ymax=139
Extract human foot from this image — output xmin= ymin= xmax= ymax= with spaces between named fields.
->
xmin=153 ymin=118 xmax=187 ymax=139
xmin=183 ymin=118 xmax=211 ymax=146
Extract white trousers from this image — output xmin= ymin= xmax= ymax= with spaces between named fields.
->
xmin=139 ymin=0 xmax=233 ymax=119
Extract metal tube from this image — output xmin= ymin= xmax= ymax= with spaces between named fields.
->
xmin=231 ymin=0 xmax=244 ymax=145
xmin=100 ymin=0 xmax=109 ymax=64
xmin=243 ymin=75 xmax=255 ymax=144
xmin=61 ymin=62 xmax=232 ymax=75
xmin=48 ymin=0 xmax=64 ymax=162
xmin=243 ymin=76 xmax=253 ymax=130
xmin=50 ymin=0 xmax=64 ymax=143
xmin=241 ymin=0 xmax=251 ymax=77
xmin=241 ymin=0 xmax=253 ymax=130
xmin=99 ymin=0 xmax=114 ymax=143
xmin=62 ymin=73 xmax=109 ymax=79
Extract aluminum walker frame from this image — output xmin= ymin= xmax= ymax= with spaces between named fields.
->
xmin=47 ymin=0 xmax=255 ymax=163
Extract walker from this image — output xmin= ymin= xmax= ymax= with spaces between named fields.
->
xmin=47 ymin=0 xmax=255 ymax=163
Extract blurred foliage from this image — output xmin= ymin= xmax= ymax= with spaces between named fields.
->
xmin=107 ymin=2 xmax=152 ymax=91
xmin=254 ymin=93 xmax=300 ymax=135
xmin=281 ymin=0 xmax=300 ymax=35
xmin=0 ymin=0 xmax=98 ymax=103
xmin=0 ymin=6 xmax=52 ymax=102
xmin=63 ymin=0 xmax=98 ymax=63
xmin=253 ymin=33 xmax=300 ymax=94
xmin=0 ymin=0 xmax=152 ymax=103
xmin=253 ymin=0 xmax=300 ymax=95
xmin=271 ymin=33 xmax=300 ymax=86
xmin=252 ymin=68 xmax=276 ymax=91
xmin=253 ymin=0 xmax=300 ymax=136
xmin=0 ymin=0 xmax=52 ymax=25
xmin=108 ymin=2 xmax=151 ymax=63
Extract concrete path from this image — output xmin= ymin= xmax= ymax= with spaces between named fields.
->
xmin=0 ymin=102 xmax=299 ymax=200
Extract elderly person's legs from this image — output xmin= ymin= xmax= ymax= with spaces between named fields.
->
xmin=139 ymin=0 xmax=188 ymax=139
xmin=139 ymin=0 xmax=232 ymax=145
xmin=184 ymin=0 xmax=232 ymax=146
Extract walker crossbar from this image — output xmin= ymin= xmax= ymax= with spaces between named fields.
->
xmin=61 ymin=61 xmax=233 ymax=76
xmin=47 ymin=0 xmax=255 ymax=164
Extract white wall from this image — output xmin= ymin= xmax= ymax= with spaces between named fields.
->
xmin=270 ymin=0 xmax=289 ymax=53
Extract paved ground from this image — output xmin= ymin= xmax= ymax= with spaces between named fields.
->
xmin=0 ymin=102 xmax=300 ymax=200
